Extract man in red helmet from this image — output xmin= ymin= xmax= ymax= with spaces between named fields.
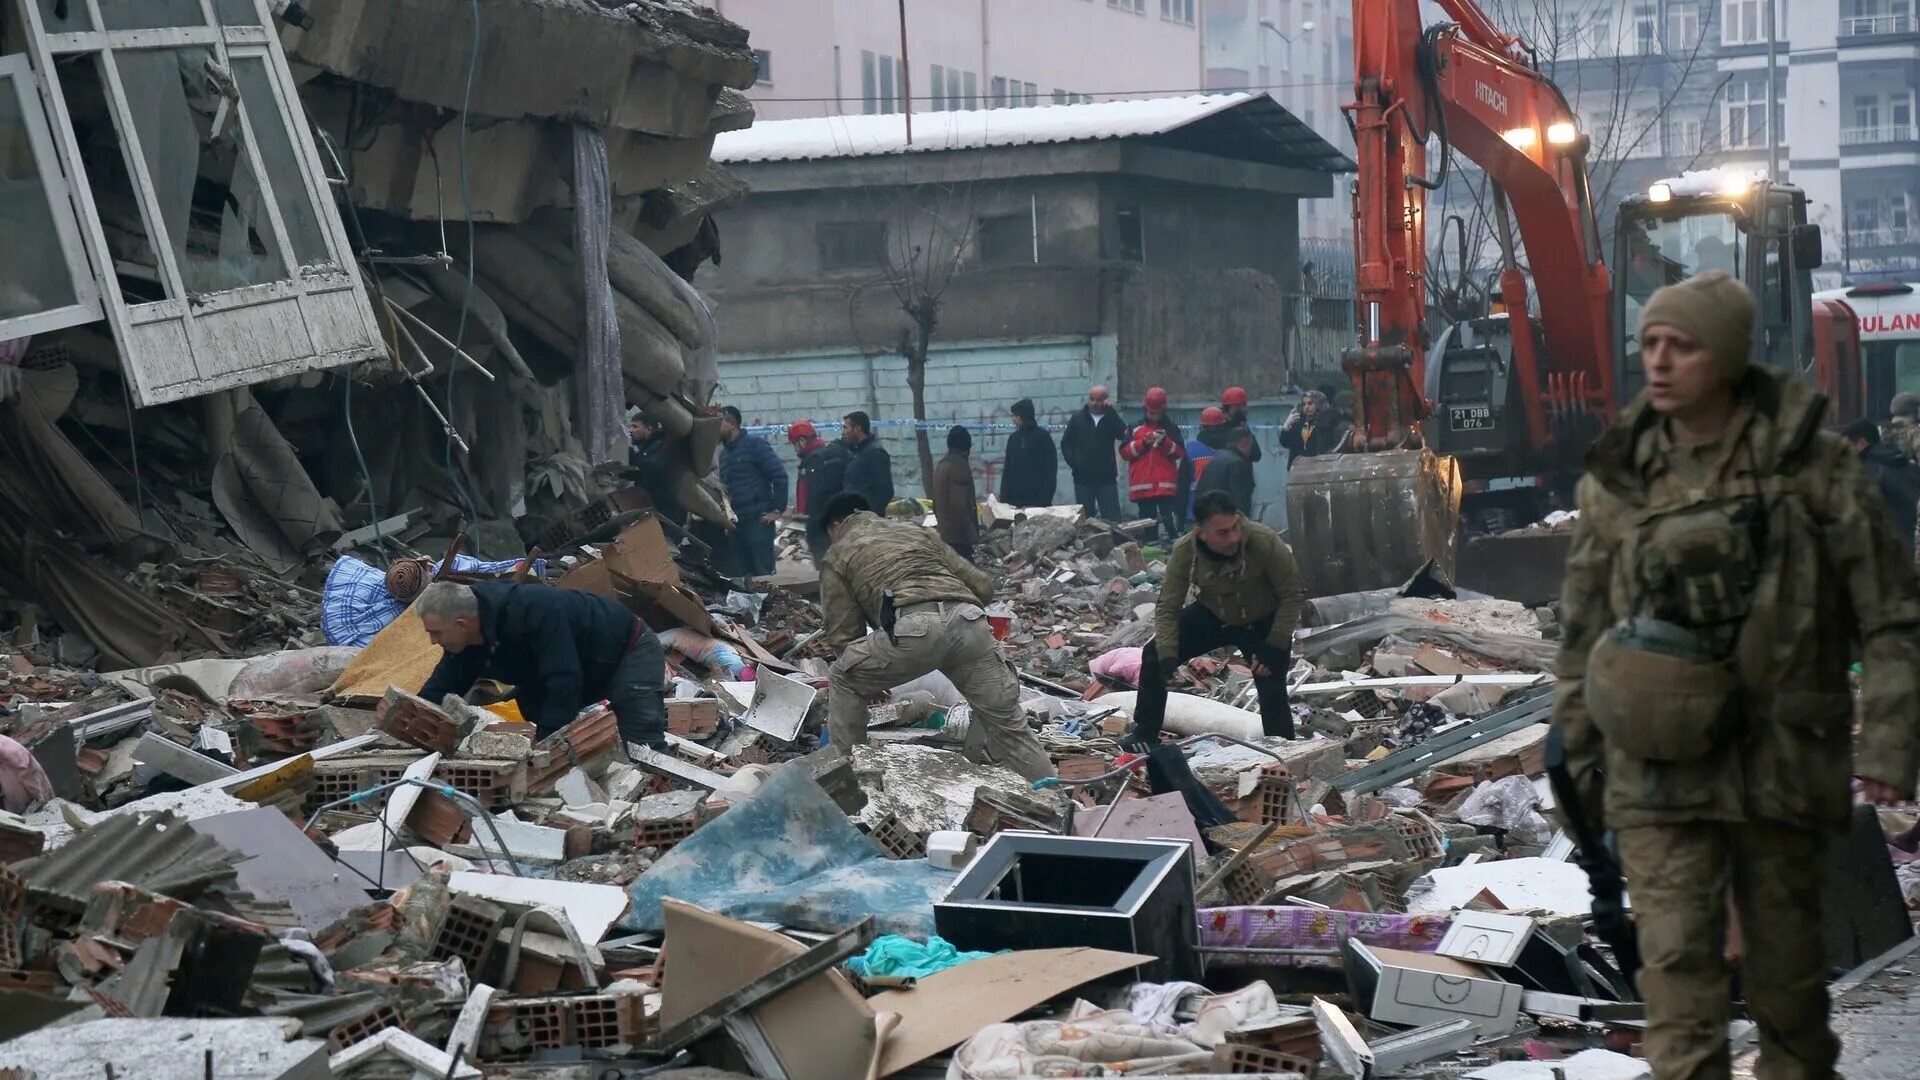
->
xmin=1181 ymin=406 xmax=1229 ymax=523
xmin=1122 ymin=387 xmax=1185 ymax=542
xmin=787 ymin=422 xmax=826 ymax=514
xmin=790 ymin=421 xmax=849 ymax=565
xmin=1220 ymin=387 xmax=1264 ymax=463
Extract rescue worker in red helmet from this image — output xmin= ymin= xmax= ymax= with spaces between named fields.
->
xmin=1181 ymin=407 xmax=1230 ymax=523
xmin=1122 ymin=387 xmax=1185 ymax=542
xmin=1220 ymin=387 xmax=1264 ymax=463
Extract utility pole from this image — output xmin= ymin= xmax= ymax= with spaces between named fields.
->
xmin=898 ymin=0 xmax=913 ymax=145
xmin=1764 ymin=0 xmax=1779 ymax=177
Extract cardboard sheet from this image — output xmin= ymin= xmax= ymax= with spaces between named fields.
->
xmin=660 ymin=899 xmax=880 ymax=1080
xmin=327 ymin=602 xmax=442 ymax=701
xmin=868 ymin=947 xmax=1151 ymax=1076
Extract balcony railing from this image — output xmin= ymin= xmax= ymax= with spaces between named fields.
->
xmin=1842 ymin=13 xmax=1920 ymax=37
xmin=1846 ymin=225 xmax=1920 ymax=249
xmin=1841 ymin=123 xmax=1920 ymax=146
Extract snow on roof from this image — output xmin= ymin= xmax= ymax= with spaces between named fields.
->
xmin=713 ymin=93 xmax=1353 ymax=171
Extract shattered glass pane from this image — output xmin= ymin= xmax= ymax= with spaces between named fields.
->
xmin=0 ymin=71 xmax=80 ymax=319
xmin=231 ymin=57 xmax=330 ymax=268
xmin=68 ymin=57 xmax=165 ymax=303
xmin=34 ymin=0 xmax=93 ymax=33
xmin=114 ymin=47 xmax=288 ymax=294
xmin=214 ymin=0 xmax=260 ymax=26
xmin=97 ymin=0 xmax=206 ymax=30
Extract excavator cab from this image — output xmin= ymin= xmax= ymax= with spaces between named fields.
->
xmin=1614 ymin=172 xmax=1824 ymax=396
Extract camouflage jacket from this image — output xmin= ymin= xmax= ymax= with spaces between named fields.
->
xmin=1891 ymin=416 xmax=1920 ymax=464
xmin=821 ymin=511 xmax=994 ymax=651
xmin=1155 ymin=516 xmax=1305 ymax=657
xmin=1553 ymin=367 xmax=1920 ymax=832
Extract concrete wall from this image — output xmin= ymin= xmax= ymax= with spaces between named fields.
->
xmin=717 ymin=335 xmax=1116 ymax=500
xmin=710 ymin=0 xmax=1203 ymax=121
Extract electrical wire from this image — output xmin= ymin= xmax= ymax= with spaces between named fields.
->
xmin=442 ymin=0 xmax=482 ymax=523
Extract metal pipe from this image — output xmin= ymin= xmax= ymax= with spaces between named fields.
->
xmin=1367 ymin=300 xmax=1381 ymax=344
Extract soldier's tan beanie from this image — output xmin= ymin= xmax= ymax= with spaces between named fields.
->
xmin=1637 ymin=269 xmax=1755 ymax=380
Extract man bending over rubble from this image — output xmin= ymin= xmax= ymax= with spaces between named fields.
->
xmin=818 ymin=492 xmax=1055 ymax=781
xmin=1129 ymin=490 xmax=1305 ymax=743
xmin=410 ymin=581 xmax=668 ymax=751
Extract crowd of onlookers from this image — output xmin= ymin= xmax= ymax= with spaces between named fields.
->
xmin=625 ymin=384 xmax=1357 ymax=574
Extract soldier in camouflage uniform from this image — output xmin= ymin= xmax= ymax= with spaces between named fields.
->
xmin=1553 ymin=270 xmax=1920 ymax=1080
xmin=1888 ymin=392 xmax=1920 ymax=463
xmin=818 ymin=492 xmax=1055 ymax=781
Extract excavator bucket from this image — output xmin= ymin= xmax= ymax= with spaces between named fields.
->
xmin=1283 ymin=450 xmax=1462 ymax=595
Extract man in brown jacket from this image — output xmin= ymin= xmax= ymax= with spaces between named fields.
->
xmin=1130 ymin=490 xmax=1305 ymax=742
xmin=1553 ymin=270 xmax=1920 ymax=1080
xmin=930 ymin=425 xmax=980 ymax=560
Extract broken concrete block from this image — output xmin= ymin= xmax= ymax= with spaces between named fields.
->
xmin=448 ymin=872 xmax=630 ymax=943
xmin=850 ymin=743 xmax=1052 ymax=836
xmin=444 ymin=982 xmax=500 ymax=1061
xmin=4 ymin=1017 xmax=330 ymax=1078
xmin=378 ymin=689 xmax=465 ymax=754
xmin=555 ymin=767 xmax=606 ymax=808
xmin=475 ymin=811 xmax=568 ymax=864
xmin=461 ymin=729 xmax=533 ymax=760
xmin=784 ymin=746 xmax=867 ymax=815
xmin=602 ymin=761 xmax=647 ymax=802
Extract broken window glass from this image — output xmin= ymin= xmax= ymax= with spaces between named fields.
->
xmin=96 ymin=0 xmax=205 ymax=31
xmin=214 ymin=0 xmax=261 ymax=25
xmin=34 ymin=0 xmax=93 ymax=33
xmin=231 ymin=55 xmax=330 ymax=268
xmin=114 ymin=46 xmax=288 ymax=294
xmin=0 ymin=66 xmax=81 ymax=320
xmin=66 ymin=55 xmax=166 ymax=303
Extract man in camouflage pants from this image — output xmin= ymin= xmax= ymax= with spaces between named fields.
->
xmin=1554 ymin=270 xmax=1920 ymax=1080
xmin=818 ymin=492 xmax=1054 ymax=781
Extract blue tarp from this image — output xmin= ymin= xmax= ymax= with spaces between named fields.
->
xmin=620 ymin=764 xmax=953 ymax=938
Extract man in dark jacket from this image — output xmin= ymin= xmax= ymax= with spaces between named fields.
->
xmin=1060 ymin=385 xmax=1128 ymax=520
xmin=841 ymin=410 xmax=894 ymax=513
xmin=1000 ymin=398 xmax=1058 ymax=507
xmin=787 ymin=421 xmax=827 ymax=515
xmin=1843 ymin=418 xmax=1920 ymax=557
xmin=1196 ymin=422 xmax=1256 ymax=516
xmin=719 ymin=406 xmax=788 ymax=577
xmin=627 ymin=409 xmax=681 ymax=525
xmin=1278 ymin=390 xmax=1349 ymax=468
xmin=1220 ymin=386 xmax=1264 ymax=462
xmin=799 ymin=431 xmax=851 ymax=566
xmin=411 ymin=581 xmax=666 ymax=749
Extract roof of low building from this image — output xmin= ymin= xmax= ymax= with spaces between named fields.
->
xmin=713 ymin=93 xmax=1356 ymax=172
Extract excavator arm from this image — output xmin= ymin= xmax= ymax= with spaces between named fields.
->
xmin=1345 ymin=0 xmax=1614 ymax=452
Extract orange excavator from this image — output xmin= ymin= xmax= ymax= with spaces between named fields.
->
xmin=1286 ymin=0 xmax=1853 ymax=595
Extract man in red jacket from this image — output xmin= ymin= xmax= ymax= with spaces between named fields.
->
xmin=788 ymin=421 xmax=826 ymax=514
xmin=1122 ymin=387 xmax=1185 ymax=542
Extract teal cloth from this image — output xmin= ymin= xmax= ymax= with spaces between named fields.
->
xmin=847 ymin=934 xmax=1001 ymax=979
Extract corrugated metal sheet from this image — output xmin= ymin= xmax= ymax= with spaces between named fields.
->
xmin=15 ymin=812 xmax=239 ymax=913
xmin=713 ymin=93 xmax=1355 ymax=173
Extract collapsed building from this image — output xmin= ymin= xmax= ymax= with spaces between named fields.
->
xmin=0 ymin=0 xmax=751 ymax=665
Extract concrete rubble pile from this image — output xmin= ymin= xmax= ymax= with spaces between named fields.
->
xmin=3 ymin=490 xmax=1917 ymax=1078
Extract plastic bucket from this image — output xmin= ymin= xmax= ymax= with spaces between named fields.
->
xmin=987 ymin=613 xmax=1013 ymax=641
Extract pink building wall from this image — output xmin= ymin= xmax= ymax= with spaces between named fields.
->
xmin=712 ymin=0 xmax=1206 ymax=121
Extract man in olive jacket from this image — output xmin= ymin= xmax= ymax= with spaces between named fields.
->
xmin=1130 ymin=490 xmax=1305 ymax=741
xmin=819 ymin=493 xmax=1053 ymax=781
xmin=1552 ymin=270 xmax=1920 ymax=1080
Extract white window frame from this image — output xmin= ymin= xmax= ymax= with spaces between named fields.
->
xmin=1722 ymin=0 xmax=1760 ymax=44
xmin=1669 ymin=115 xmax=1703 ymax=156
xmin=1668 ymin=3 xmax=1701 ymax=50
xmin=13 ymin=0 xmax=383 ymax=406
xmin=1724 ymin=79 xmax=1766 ymax=149
xmin=0 ymin=52 xmax=104 ymax=340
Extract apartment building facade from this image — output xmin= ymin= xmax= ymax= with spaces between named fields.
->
xmin=1203 ymin=0 xmax=1356 ymax=245
xmin=1782 ymin=1 xmax=1920 ymax=282
xmin=708 ymin=0 xmax=1206 ymax=123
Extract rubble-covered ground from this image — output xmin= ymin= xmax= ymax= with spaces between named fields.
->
xmin=0 ymin=499 xmax=1913 ymax=1080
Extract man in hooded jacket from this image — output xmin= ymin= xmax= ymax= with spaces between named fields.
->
xmin=1000 ymin=398 xmax=1058 ymax=507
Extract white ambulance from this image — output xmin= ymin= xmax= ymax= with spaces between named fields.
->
xmin=1815 ymin=282 xmax=1920 ymax=417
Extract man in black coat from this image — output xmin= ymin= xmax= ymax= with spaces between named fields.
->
xmin=841 ymin=410 xmax=895 ymax=514
xmin=1060 ymin=385 xmax=1128 ymax=520
xmin=1843 ymin=418 xmax=1920 ymax=557
xmin=1000 ymin=398 xmax=1059 ymax=507
xmin=409 ymin=581 xmax=666 ymax=749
